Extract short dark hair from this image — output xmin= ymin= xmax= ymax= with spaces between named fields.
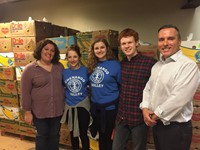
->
xmin=66 ymin=45 xmax=81 ymax=58
xmin=33 ymin=39 xmax=60 ymax=64
xmin=158 ymin=24 xmax=181 ymax=40
xmin=118 ymin=28 xmax=139 ymax=43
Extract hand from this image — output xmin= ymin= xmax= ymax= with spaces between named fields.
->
xmin=24 ymin=111 xmax=33 ymax=125
xmin=142 ymin=108 xmax=157 ymax=127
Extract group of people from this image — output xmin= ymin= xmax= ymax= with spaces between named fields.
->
xmin=21 ymin=24 xmax=200 ymax=150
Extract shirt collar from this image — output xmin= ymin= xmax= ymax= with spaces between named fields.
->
xmin=160 ymin=50 xmax=182 ymax=63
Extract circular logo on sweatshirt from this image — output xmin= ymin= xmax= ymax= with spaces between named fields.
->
xmin=90 ymin=69 xmax=104 ymax=84
xmin=67 ymin=78 xmax=82 ymax=93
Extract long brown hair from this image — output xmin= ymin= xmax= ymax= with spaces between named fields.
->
xmin=88 ymin=38 xmax=116 ymax=74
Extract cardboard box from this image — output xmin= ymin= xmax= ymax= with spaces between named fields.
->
xmin=60 ymin=123 xmax=71 ymax=146
xmin=191 ymin=128 xmax=200 ymax=149
xmin=0 ymin=118 xmax=20 ymax=134
xmin=51 ymin=24 xmax=68 ymax=37
xmin=48 ymin=36 xmax=76 ymax=54
xmin=14 ymin=51 xmax=35 ymax=66
xmin=118 ymin=45 xmax=159 ymax=61
xmin=0 ymin=38 xmax=12 ymax=52
xmin=76 ymin=32 xmax=93 ymax=53
xmin=138 ymin=45 xmax=159 ymax=60
xmin=0 ymin=66 xmax=16 ymax=80
xmin=0 ymin=80 xmax=19 ymax=107
xmin=92 ymin=29 xmax=119 ymax=49
xmin=180 ymin=46 xmax=200 ymax=62
xmin=19 ymin=121 xmax=36 ymax=137
xmin=11 ymin=20 xmax=52 ymax=37
xmin=59 ymin=54 xmax=68 ymax=69
xmin=0 ymin=23 xmax=11 ymax=37
xmin=192 ymin=107 xmax=200 ymax=128
xmin=12 ymin=37 xmax=36 ymax=52
xmin=0 ymin=52 xmax=14 ymax=67
xmin=15 ymin=66 xmax=25 ymax=80
xmin=67 ymin=28 xmax=80 ymax=36
xmin=193 ymin=90 xmax=200 ymax=107
xmin=0 ymin=106 xmax=20 ymax=120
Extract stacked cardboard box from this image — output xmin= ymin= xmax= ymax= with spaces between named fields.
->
xmin=76 ymin=29 xmax=119 ymax=66
xmin=0 ymin=20 xmax=75 ymax=146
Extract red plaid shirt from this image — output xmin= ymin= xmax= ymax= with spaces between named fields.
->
xmin=116 ymin=53 xmax=157 ymax=126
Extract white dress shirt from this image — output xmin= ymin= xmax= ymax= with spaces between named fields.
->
xmin=140 ymin=50 xmax=200 ymax=125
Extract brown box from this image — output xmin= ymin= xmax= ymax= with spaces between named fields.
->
xmin=19 ymin=121 xmax=36 ymax=137
xmin=193 ymin=89 xmax=200 ymax=107
xmin=11 ymin=20 xmax=52 ymax=37
xmin=60 ymin=123 xmax=71 ymax=146
xmin=14 ymin=51 xmax=35 ymax=66
xmin=0 ymin=118 xmax=20 ymax=134
xmin=138 ymin=45 xmax=159 ymax=60
xmin=12 ymin=37 xmax=36 ymax=52
xmin=0 ymin=38 xmax=12 ymax=52
xmin=0 ymin=80 xmax=19 ymax=107
xmin=192 ymin=107 xmax=200 ymax=128
xmin=76 ymin=31 xmax=92 ymax=53
xmin=0 ymin=23 xmax=11 ymax=37
xmin=92 ymin=29 xmax=119 ymax=49
xmin=0 ymin=66 xmax=16 ymax=80
xmin=67 ymin=28 xmax=80 ymax=36
xmin=191 ymin=128 xmax=200 ymax=149
xmin=51 ymin=24 xmax=68 ymax=37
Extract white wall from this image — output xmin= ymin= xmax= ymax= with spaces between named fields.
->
xmin=0 ymin=0 xmax=199 ymax=44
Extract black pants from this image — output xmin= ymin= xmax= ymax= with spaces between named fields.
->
xmin=93 ymin=109 xmax=117 ymax=150
xmin=69 ymin=107 xmax=90 ymax=150
xmin=153 ymin=120 xmax=192 ymax=150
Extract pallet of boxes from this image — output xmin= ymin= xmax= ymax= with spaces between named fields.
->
xmin=76 ymin=29 xmax=119 ymax=67
xmin=0 ymin=20 xmax=80 ymax=147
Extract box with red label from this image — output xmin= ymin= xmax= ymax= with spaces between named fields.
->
xmin=0 ymin=38 xmax=12 ymax=52
xmin=192 ymin=107 xmax=200 ymax=128
xmin=11 ymin=20 xmax=52 ymax=37
xmin=0 ymin=66 xmax=16 ymax=80
xmin=0 ymin=118 xmax=20 ymax=134
xmin=0 ymin=80 xmax=19 ymax=107
xmin=0 ymin=23 xmax=11 ymax=37
xmin=12 ymin=37 xmax=36 ymax=52
xmin=193 ymin=89 xmax=200 ymax=107
xmin=191 ymin=128 xmax=200 ymax=149
xmin=19 ymin=121 xmax=36 ymax=137
xmin=14 ymin=51 xmax=35 ymax=66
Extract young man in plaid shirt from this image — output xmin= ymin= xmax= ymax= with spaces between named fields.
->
xmin=112 ymin=28 xmax=157 ymax=150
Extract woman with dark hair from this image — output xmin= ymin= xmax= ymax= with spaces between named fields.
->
xmin=21 ymin=39 xmax=65 ymax=150
xmin=88 ymin=38 xmax=121 ymax=150
xmin=60 ymin=45 xmax=91 ymax=150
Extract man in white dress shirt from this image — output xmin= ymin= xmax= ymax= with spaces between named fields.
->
xmin=140 ymin=24 xmax=200 ymax=150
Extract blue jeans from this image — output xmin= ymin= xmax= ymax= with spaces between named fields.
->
xmin=33 ymin=115 xmax=62 ymax=150
xmin=112 ymin=122 xmax=148 ymax=150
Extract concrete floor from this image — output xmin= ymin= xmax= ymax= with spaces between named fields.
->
xmin=0 ymin=130 xmax=98 ymax=150
xmin=0 ymin=130 xmax=71 ymax=150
